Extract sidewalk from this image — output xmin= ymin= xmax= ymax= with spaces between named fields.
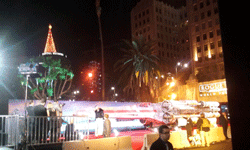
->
xmin=179 ymin=139 xmax=232 ymax=150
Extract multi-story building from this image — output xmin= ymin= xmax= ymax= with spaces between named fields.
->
xmin=88 ymin=61 xmax=102 ymax=100
xmin=131 ymin=0 xmax=190 ymax=75
xmin=187 ymin=0 xmax=224 ymax=82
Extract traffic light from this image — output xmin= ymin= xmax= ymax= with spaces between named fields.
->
xmin=88 ymin=72 xmax=93 ymax=78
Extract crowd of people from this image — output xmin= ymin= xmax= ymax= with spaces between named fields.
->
xmin=151 ymin=112 xmax=229 ymax=149
xmin=26 ymin=100 xmax=74 ymax=143
xmin=25 ymin=100 xmax=229 ymax=149
xmin=25 ymin=101 xmax=112 ymax=144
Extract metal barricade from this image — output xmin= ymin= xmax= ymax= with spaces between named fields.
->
xmin=0 ymin=115 xmax=19 ymax=150
xmin=26 ymin=116 xmax=90 ymax=146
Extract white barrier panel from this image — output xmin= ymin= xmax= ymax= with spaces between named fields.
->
xmin=62 ymin=136 xmax=132 ymax=150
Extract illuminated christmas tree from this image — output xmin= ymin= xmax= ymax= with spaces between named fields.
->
xmin=44 ymin=24 xmax=57 ymax=53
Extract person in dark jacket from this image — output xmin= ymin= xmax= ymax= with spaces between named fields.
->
xmin=26 ymin=100 xmax=35 ymax=143
xmin=33 ymin=100 xmax=48 ymax=143
xmin=184 ymin=115 xmax=193 ymax=139
xmin=218 ymin=112 xmax=229 ymax=139
xmin=150 ymin=125 xmax=173 ymax=150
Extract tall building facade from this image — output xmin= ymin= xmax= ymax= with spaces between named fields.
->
xmin=187 ymin=0 xmax=224 ymax=82
xmin=131 ymin=0 xmax=224 ymax=83
xmin=88 ymin=61 xmax=101 ymax=100
xmin=131 ymin=0 xmax=190 ymax=74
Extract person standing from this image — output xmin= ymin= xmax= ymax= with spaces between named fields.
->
xmin=150 ymin=125 xmax=174 ymax=150
xmin=47 ymin=102 xmax=58 ymax=142
xmin=103 ymin=114 xmax=111 ymax=138
xmin=95 ymin=106 xmax=104 ymax=137
xmin=197 ymin=113 xmax=211 ymax=147
xmin=184 ymin=115 xmax=193 ymax=140
xmin=218 ymin=112 xmax=229 ymax=139
xmin=33 ymin=100 xmax=48 ymax=143
xmin=26 ymin=100 xmax=35 ymax=143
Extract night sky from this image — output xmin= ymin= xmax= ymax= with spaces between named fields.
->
xmin=0 ymin=0 xmax=185 ymax=100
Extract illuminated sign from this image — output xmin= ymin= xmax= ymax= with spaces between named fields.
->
xmin=199 ymin=81 xmax=227 ymax=97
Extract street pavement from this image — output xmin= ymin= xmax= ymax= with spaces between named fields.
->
xmin=180 ymin=139 xmax=232 ymax=150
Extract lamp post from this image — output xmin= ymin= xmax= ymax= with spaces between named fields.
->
xmin=111 ymin=86 xmax=115 ymax=100
xmin=155 ymin=75 xmax=164 ymax=103
xmin=175 ymin=62 xmax=188 ymax=78
xmin=96 ymin=0 xmax=105 ymax=101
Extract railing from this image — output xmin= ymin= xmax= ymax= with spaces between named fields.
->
xmin=0 ymin=115 xmax=90 ymax=149
xmin=0 ymin=115 xmax=20 ymax=150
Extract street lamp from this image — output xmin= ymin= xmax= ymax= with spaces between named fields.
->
xmin=111 ymin=86 xmax=116 ymax=100
xmin=88 ymin=72 xmax=93 ymax=78
xmin=175 ymin=62 xmax=188 ymax=77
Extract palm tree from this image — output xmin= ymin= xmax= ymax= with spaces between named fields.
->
xmin=114 ymin=36 xmax=161 ymax=102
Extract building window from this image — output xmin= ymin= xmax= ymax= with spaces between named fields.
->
xmin=218 ymin=40 xmax=222 ymax=47
xmin=135 ymin=23 xmax=137 ymax=28
xmin=196 ymin=36 xmax=201 ymax=42
xmin=201 ymin=12 xmax=205 ymax=19
xmin=135 ymin=15 xmax=137 ymax=21
xmin=194 ymin=4 xmax=198 ymax=11
xmin=210 ymin=42 xmax=215 ymax=49
xmin=215 ymin=18 xmax=220 ymax=25
xmin=204 ymin=45 xmax=208 ymax=51
xmin=208 ymin=20 xmax=212 ymax=27
xmin=212 ymin=54 xmax=216 ymax=59
xmin=197 ymin=46 xmax=201 ymax=53
xmin=142 ymin=11 xmax=145 ymax=16
xmin=207 ymin=10 xmax=211 ymax=17
xmin=219 ymin=52 xmax=223 ymax=57
xmin=139 ymin=13 xmax=141 ymax=18
xmin=209 ymin=31 xmax=214 ymax=38
xmin=156 ymin=7 xmax=158 ymax=12
xmin=146 ymin=9 xmax=149 ymax=14
xmin=203 ymin=34 xmax=207 ymax=40
xmin=198 ymin=57 xmax=202 ymax=62
xmin=147 ymin=17 xmax=150 ymax=23
xmin=148 ymin=35 xmax=150 ymax=40
xmin=205 ymin=55 xmax=209 ymax=61
xmin=195 ymin=25 xmax=199 ymax=32
xmin=217 ymin=29 xmax=221 ymax=36
xmin=194 ymin=16 xmax=198 ymax=22
xmin=200 ymin=2 xmax=204 ymax=9
xmin=206 ymin=0 xmax=211 ymax=6
xmin=214 ymin=7 xmax=219 ymax=14
xmin=202 ymin=23 xmax=206 ymax=30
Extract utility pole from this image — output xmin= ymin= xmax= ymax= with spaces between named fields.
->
xmin=96 ymin=0 xmax=105 ymax=101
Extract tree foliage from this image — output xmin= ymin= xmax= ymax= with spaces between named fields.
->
xmin=18 ymin=56 xmax=74 ymax=102
xmin=114 ymin=36 xmax=162 ymax=101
